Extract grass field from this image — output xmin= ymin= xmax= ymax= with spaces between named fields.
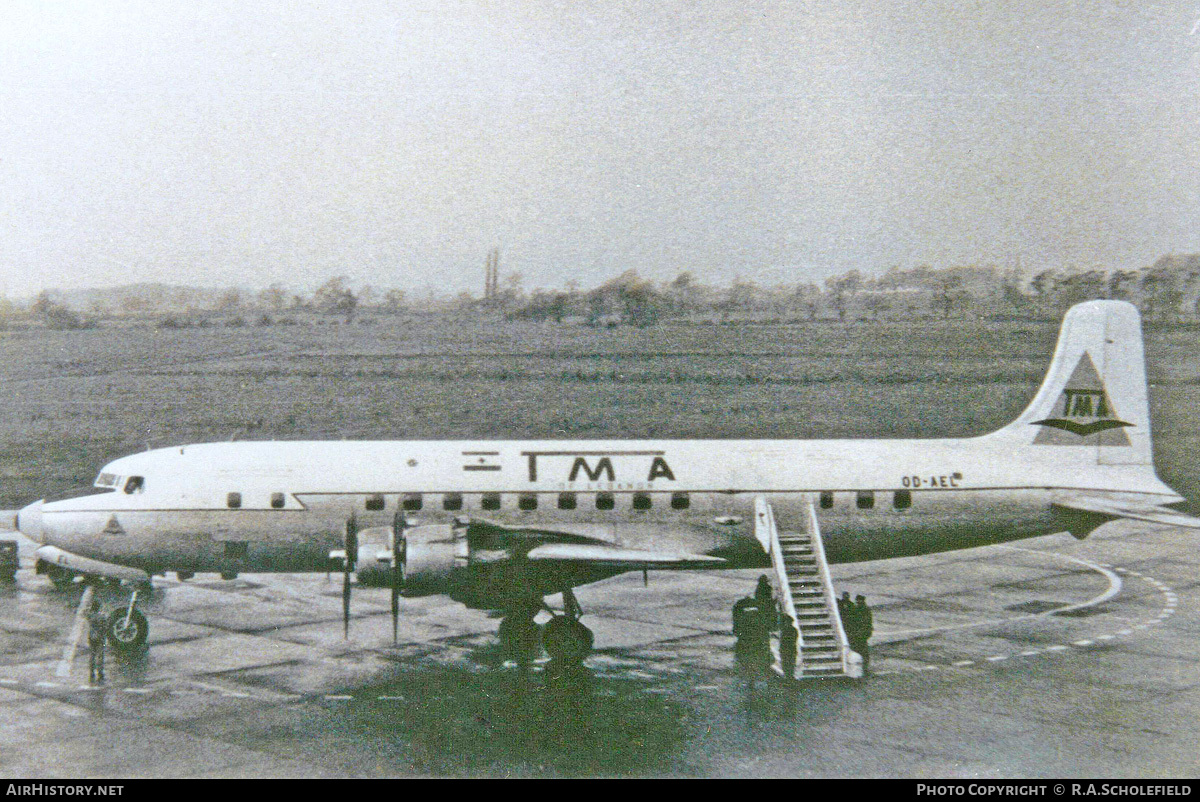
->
xmin=1 ymin=316 xmax=1197 ymax=510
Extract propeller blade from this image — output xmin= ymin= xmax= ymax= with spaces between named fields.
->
xmin=343 ymin=513 xmax=358 ymax=639
xmin=391 ymin=511 xmax=406 ymax=644
xmin=342 ymin=564 xmax=352 ymax=638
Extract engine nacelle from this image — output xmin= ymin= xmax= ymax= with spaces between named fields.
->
xmin=354 ymin=522 xmax=608 ymax=609
xmin=352 ymin=524 xmax=462 ymax=593
xmin=400 ymin=524 xmax=460 ymax=595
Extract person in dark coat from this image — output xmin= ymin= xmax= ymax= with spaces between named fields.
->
xmin=837 ymin=591 xmax=852 ymax=623
xmin=851 ymin=594 xmax=873 ymax=674
xmin=732 ymin=575 xmax=775 ymax=684
xmin=779 ymin=613 xmax=799 ymax=681
xmin=86 ymin=600 xmax=107 ymax=684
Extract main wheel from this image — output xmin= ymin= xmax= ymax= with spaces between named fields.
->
xmin=107 ymin=608 xmax=149 ymax=653
xmin=498 ymin=615 xmax=542 ymax=664
xmin=543 ymin=616 xmax=594 ymax=664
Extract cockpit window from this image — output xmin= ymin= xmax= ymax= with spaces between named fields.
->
xmin=123 ymin=476 xmax=145 ymax=494
xmin=95 ymin=473 xmax=120 ymax=489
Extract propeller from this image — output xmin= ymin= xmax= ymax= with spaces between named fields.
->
xmin=391 ymin=510 xmax=407 ymax=644
xmin=342 ymin=512 xmax=358 ymax=638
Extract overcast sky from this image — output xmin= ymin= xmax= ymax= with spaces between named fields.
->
xmin=1 ymin=1 xmax=1197 ymax=297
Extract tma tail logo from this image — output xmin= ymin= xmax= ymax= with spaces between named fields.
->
xmin=1032 ymin=352 xmax=1132 ymax=445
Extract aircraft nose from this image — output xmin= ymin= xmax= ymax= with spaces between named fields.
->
xmin=16 ymin=500 xmax=44 ymax=542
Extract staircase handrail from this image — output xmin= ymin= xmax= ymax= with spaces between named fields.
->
xmin=803 ymin=499 xmax=861 ymax=678
xmin=755 ymin=495 xmax=804 ymax=674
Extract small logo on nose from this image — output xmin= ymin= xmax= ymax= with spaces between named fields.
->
xmin=103 ymin=515 xmax=125 ymax=535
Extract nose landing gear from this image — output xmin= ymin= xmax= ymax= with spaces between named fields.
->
xmin=106 ymin=590 xmax=149 ymax=653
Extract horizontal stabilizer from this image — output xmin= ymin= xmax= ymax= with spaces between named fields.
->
xmin=1053 ymin=496 xmax=1200 ymax=530
xmin=526 ymin=542 xmax=725 ymax=569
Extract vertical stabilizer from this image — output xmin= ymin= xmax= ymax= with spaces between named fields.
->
xmin=984 ymin=300 xmax=1152 ymax=466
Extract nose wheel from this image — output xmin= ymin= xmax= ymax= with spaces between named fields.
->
xmin=106 ymin=591 xmax=149 ymax=653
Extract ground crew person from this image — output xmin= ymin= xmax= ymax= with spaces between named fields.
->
xmin=779 ymin=613 xmax=799 ymax=681
xmin=731 ymin=575 xmax=775 ymax=684
xmin=850 ymin=594 xmax=873 ymax=674
xmin=837 ymin=590 xmax=851 ymax=621
xmin=87 ymin=600 xmax=107 ymax=684
xmin=732 ymin=575 xmax=774 ymax=637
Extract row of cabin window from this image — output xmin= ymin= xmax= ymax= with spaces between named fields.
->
xmin=225 ymin=491 xmax=692 ymax=511
xmin=820 ymin=490 xmax=912 ymax=510
xmin=225 ymin=489 xmax=915 ymax=511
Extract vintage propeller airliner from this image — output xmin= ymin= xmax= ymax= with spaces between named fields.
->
xmin=14 ymin=300 xmax=1200 ymax=671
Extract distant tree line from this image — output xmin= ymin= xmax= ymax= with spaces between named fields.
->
xmin=5 ymin=254 xmax=1200 ymax=329
xmin=502 ymin=254 xmax=1200 ymax=326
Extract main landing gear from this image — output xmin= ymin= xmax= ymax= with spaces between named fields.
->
xmin=543 ymin=588 xmax=594 ymax=664
xmin=499 ymin=588 xmax=595 ymax=667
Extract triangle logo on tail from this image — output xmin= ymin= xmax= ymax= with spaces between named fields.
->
xmin=1032 ymin=352 xmax=1132 ymax=446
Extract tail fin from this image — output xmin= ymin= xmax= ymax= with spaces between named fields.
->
xmin=984 ymin=300 xmax=1152 ymax=466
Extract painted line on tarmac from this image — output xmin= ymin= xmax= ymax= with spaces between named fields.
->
xmin=881 ymin=546 xmax=1122 ymax=640
xmin=885 ymin=561 xmax=1177 ymax=676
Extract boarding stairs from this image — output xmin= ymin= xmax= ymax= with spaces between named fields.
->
xmin=754 ymin=496 xmax=861 ymax=680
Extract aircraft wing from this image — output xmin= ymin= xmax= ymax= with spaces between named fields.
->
xmin=1053 ymin=495 xmax=1200 ymax=529
xmin=525 ymin=542 xmax=726 ymax=570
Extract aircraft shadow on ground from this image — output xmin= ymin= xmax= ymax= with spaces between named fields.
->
xmin=309 ymin=661 xmax=692 ymax=777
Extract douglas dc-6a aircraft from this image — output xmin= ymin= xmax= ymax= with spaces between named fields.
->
xmin=13 ymin=300 xmax=1200 ymax=675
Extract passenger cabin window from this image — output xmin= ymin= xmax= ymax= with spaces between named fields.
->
xmin=365 ymin=494 xmax=385 ymax=511
xmin=632 ymin=492 xmax=651 ymax=511
xmin=402 ymin=494 xmax=423 ymax=511
xmin=820 ymin=491 xmax=834 ymax=509
xmin=227 ymin=492 xmax=242 ymax=509
xmin=856 ymin=491 xmax=874 ymax=510
xmin=596 ymin=492 xmax=615 ymax=510
xmin=671 ymin=492 xmax=690 ymax=510
xmin=442 ymin=493 xmax=463 ymax=511
xmin=481 ymin=493 xmax=501 ymax=511
xmin=123 ymin=476 xmax=144 ymax=494
xmin=518 ymin=493 xmax=537 ymax=511
xmin=270 ymin=492 xmax=285 ymax=509
xmin=893 ymin=489 xmax=912 ymax=510
xmin=557 ymin=492 xmax=577 ymax=510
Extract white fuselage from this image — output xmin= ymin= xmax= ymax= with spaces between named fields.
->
xmin=17 ymin=434 xmax=1179 ymax=577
